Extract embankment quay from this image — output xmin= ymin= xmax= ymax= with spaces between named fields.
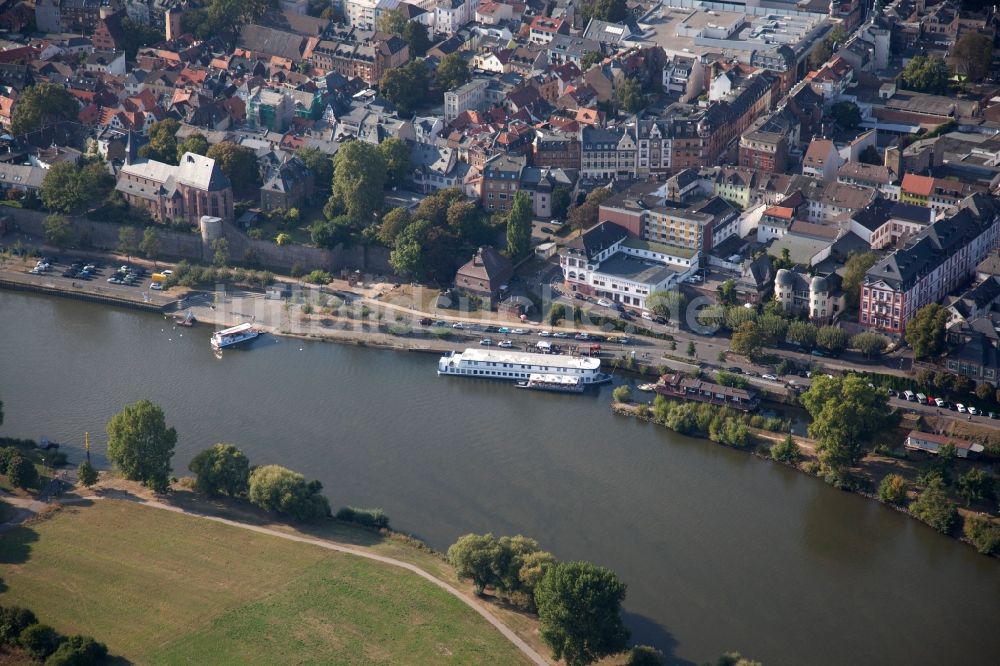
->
xmin=0 ymin=265 xmax=173 ymax=312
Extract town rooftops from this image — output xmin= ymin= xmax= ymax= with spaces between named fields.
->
xmin=803 ymin=138 xmax=834 ymax=166
xmin=901 ymin=172 xmax=935 ymax=197
xmin=890 ymin=202 xmax=933 ymax=224
xmin=838 ymin=161 xmax=892 ymax=185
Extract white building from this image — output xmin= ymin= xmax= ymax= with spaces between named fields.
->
xmin=444 ymin=78 xmax=489 ymax=122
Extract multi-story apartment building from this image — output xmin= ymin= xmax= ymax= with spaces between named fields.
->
xmin=899 ymin=173 xmax=975 ymax=219
xmin=345 ymin=0 xmax=378 ymax=29
xmin=532 ymin=128 xmax=580 ymax=170
xmin=443 ymin=78 xmax=489 ymax=122
xmin=580 ymin=126 xmax=625 ymax=180
xmin=699 ymin=72 xmax=778 ymax=165
xmin=739 ymin=113 xmax=790 ymax=173
xmin=310 ymin=30 xmax=408 ymax=85
xmin=528 ymin=16 xmax=568 ymax=44
xmin=481 ymin=153 xmax=525 ymax=212
xmin=244 ymin=88 xmax=294 ymax=132
xmin=861 ymin=194 xmax=1000 ymax=335
xmin=634 ymin=119 xmax=673 ymax=179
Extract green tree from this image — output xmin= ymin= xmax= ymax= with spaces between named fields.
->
xmin=212 ymin=237 xmax=229 ymax=268
xmin=723 ymin=305 xmax=756 ymax=331
xmin=901 ymin=55 xmax=950 ymax=94
xmin=626 ymin=645 xmax=664 ymax=665
xmin=801 ymin=374 xmax=895 ymax=473
xmin=140 ymin=227 xmax=161 ymax=265
xmin=581 ymin=51 xmax=603 ymax=69
xmin=830 ymin=101 xmax=861 ymax=130
xmin=582 ymin=0 xmax=628 ymax=22
xmin=506 ymin=191 xmax=532 ymax=258
xmin=189 ymin=443 xmax=251 ymax=496
xmin=949 ymin=31 xmax=993 ymax=83
xmin=176 ymin=133 xmax=209 ymax=162
xmin=717 ymin=279 xmax=738 ymax=305
xmin=294 ymin=147 xmax=333 ymax=191
xmin=956 ymin=468 xmax=994 ymax=507
xmin=816 ymin=325 xmax=849 ymax=354
xmin=42 ymin=214 xmax=72 ymax=248
xmin=333 ymin=140 xmax=387 ymax=223
xmin=11 ymin=83 xmax=80 ymax=137
xmin=841 ymin=251 xmax=878 ymax=311
xmin=447 ymin=533 xmax=502 ymax=594
xmin=975 ymin=382 xmax=992 ymax=401
xmin=247 ymin=464 xmax=330 ymax=521
xmin=401 ymin=20 xmax=431 ymax=57
xmin=910 ymin=477 xmax=957 ymax=534
xmin=44 ymin=635 xmax=108 ymax=666
xmin=377 ymin=7 xmax=407 ymax=34
xmin=0 ymin=606 xmax=36 ymax=644
xmin=730 ymin=321 xmax=763 ymax=358
xmin=140 ymin=119 xmax=181 ymax=164
xmin=877 ymin=473 xmax=909 ymax=505
xmin=378 ymin=138 xmax=411 ymax=188
xmin=378 ymin=207 xmax=412 ymax=247
xmin=19 ymin=624 xmax=59 ymax=661
xmin=770 ymin=434 xmax=801 ymax=464
xmin=380 ymin=60 xmax=430 ymax=116
xmin=686 ymin=341 xmax=696 ymax=357
xmin=206 ymin=142 xmax=260 ymax=194
xmin=808 ymin=40 xmax=832 ymax=69
xmin=905 ymin=303 xmax=949 ymax=359
xmin=41 ymin=162 xmax=106 ymax=214
xmin=756 ymin=313 xmax=788 ymax=347
xmin=851 ymin=331 xmax=887 ymax=358
xmin=6 ymin=455 xmax=38 ymax=490
xmin=646 ymin=290 xmax=685 ymax=321
xmin=77 ymin=459 xmax=98 ymax=487
xmin=106 ymin=399 xmax=177 ymax=493
xmin=616 ymin=77 xmax=644 ymax=115
xmin=963 ymin=515 xmax=1000 ymax=555
xmin=551 ymin=186 xmax=572 ymax=220
xmin=534 ymin=561 xmax=629 ymax=666
xmin=436 ymin=53 xmax=471 ymax=92
xmin=612 ymin=385 xmax=632 ymax=403
xmin=117 ymin=226 xmax=138 ymax=262
xmin=568 ymin=188 xmax=612 ymax=230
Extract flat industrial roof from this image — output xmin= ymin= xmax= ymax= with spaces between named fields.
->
xmin=596 ymin=253 xmax=677 ymax=284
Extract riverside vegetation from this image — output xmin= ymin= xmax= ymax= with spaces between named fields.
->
xmin=618 ymin=374 xmax=1000 ymax=556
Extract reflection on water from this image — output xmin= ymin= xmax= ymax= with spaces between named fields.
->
xmin=1 ymin=292 xmax=998 ymax=666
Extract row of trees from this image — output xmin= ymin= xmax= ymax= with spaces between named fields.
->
xmin=0 ymin=605 xmax=107 ymax=665
xmin=447 ymin=533 xmax=629 ymax=666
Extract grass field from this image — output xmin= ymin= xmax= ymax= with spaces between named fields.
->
xmin=0 ymin=500 xmax=532 ymax=665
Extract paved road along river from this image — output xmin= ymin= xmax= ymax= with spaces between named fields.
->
xmin=1 ymin=291 xmax=998 ymax=665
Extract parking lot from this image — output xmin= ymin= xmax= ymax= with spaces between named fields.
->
xmin=14 ymin=254 xmax=167 ymax=300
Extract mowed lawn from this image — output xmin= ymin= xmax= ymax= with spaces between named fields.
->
xmin=0 ymin=500 xmax=531 ymax=665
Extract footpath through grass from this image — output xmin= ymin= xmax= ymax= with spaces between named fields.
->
xmin=0 ymin=500 xmax=532 ymax=665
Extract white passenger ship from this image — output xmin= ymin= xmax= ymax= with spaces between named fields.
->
xmin=438 ymin=348 xmax=610 ymax=384
xmin=211 ymin=323 xmax=260 ymax=349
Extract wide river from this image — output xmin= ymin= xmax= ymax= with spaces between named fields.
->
xmin=1 ymin=292 xmax=998 ymax=665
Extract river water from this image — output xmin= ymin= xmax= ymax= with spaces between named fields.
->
xmin=1 ymin=292 xmax=998 ymax=665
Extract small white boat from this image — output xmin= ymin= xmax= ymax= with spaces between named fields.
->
xmin=211 ymin=323 xmax=260 ymax=349
xmin=637 ymin=383 xmax=659 ymax=393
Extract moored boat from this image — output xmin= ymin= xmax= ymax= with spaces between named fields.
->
xmin=211 ymin=323 xmax=260 ymax=349
xmin=516 ymin=373 xmax=585 ymax=393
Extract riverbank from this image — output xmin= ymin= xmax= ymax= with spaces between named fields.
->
xmin=0 ymin=475 xmax=550 ymax=665
xmin=612 ymin=400 xmax=1000 ymax=556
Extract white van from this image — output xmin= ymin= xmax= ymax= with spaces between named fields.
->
xmin=903 ymin=390 xmax=916 ymax=401
xmin=641 ymin=311 xmax=653 ymax=321
xmin=916 ymin=392 xmax=927 ymax=404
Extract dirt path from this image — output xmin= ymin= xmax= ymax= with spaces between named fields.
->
xmin=0 ymin=489 xmax=550 ymax=666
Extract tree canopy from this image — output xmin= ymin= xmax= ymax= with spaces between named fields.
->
xmin=42 ymin=214 xmax=72 ymax=248
xmin=378 ymin=138 xmax=411 ymax=188
xmin=801 ymin=375 xmax=896 ymax=472
xmin=189 ymin=443 xmax=251 ymax=497
xmin=106 ymin=399 xmax=177 ymax=492
xmin=646 ymin=291 xmax=686 ymax=321
xmin=534 ymin=561 xmax=630 ymax=666
xmin=10 ymin=83 xmax=80 ymax=137
xmin=206 ymin=141 xmax=260 ymax=194
xmin=402 ymin=21 xmax=431 ymax=57
xmin=910 ymin=477 xmax=957 ymax=534
xmin=376 ymin=7 xmax=407 ymax=34
xmin=436 ymin=53 xmax=471 ymax=92
xmin=140 ymin=119 xmax=181 ymax=164
xmin=248 ymin=464 xmax=330 ymax=521
xmin=901 ymin=55 xmax=950 ymax=94
xmin=41 ymin=161 xmax=113 ymax=214
xmin=581 ymin=0 xmax=628 ymax=22
xmin=380 ymin=60 xmax=430 ymax=117
xmin=830 ymin=101 xmax=861 ymax=130
xmin=616 ymin=77 xmax=645 ymax=115
xmin=176 ymin=133 xmax=209 ymax=162
xmin=949 ymin=31 xmax=993 ymax=83
xmin=816 ymin=325 xmax=849 ymax=354
xmin=841 ymin=251 xmax=878 ymax=311
xmin=332 ymin=141 xmax=387 ymax=223
xmin=568 ymin=188 xmax=612 ymax=230
xmin=905 ymin=303 xmax=949 ymax=359
xmin=295 ymin=147 xmax=333 ymax=191
xmin=506 ymin=191 xmax=532 ymax=258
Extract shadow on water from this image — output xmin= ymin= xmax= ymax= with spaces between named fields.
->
xmin=621 ymin=610 xmax=695 ymax=666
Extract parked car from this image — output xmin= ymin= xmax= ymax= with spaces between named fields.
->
xmin=498 ymin=340 xmax=513 ymax=348
xmin=574 ymin=333 xmax=590 ymax=341
xmin=498 ymin=327 xmax=510 ymax=334
xmin=573 ymin=293 xmax=586 ymax=300
xmin=934 ymin=398 xmax=945 ymax=407
xmin=597 ymin=298 xmax=612 ymax=307
xmin=811 ymin=349 xmax=827 ymax=357
xmin=641 ymin=311 xmax=653 ymax=321
xmin=479 ymin=338 xmax=493 ymax=346
xmin=419 ymin=318 xmax=432 ymax=326
xmin=433 ymin=320 xmax=446 ymax=327
xmin=512 ymin=328 xmax=527 ymax=335
xmin=957 ymin=403 xmax=967 ymax=413
xmin=552 ymin=332 xmax=569 ymax=338
xmin=727 ymin=367 xmax=743 ymax=374
xmin=451 ymin=322 xmax=464 ymax=329
xmin=539 ymin=330 xmax=552 ymax=337
xmin=990 ymin=412 xmax=997 ymax=419
xmin=762 ymin=374 xmax=778 ymax=381
xmin=150 ymin=282 xmax=163 ymax=290
xmin=968 ymin=406 xmax=979 ymax=416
